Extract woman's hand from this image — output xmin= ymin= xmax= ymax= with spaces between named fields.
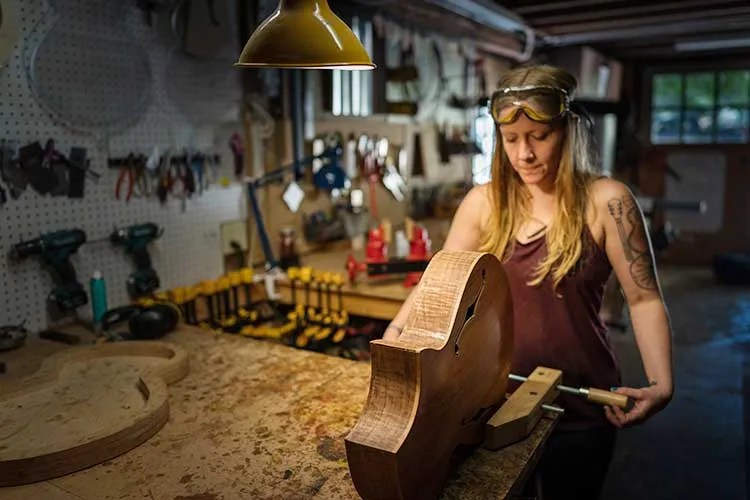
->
xmin=382 ymin=324 xmax=403 ymax=341
xmin=604 ymin=384 xmax=672 ymax=428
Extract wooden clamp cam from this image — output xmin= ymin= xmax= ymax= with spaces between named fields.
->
xmin=484 ymin=366 xmax=561 ymax=451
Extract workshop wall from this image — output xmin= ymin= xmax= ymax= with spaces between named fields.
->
xmin=0 ymin=0 xmax=245 ymax=329
xmin=248 ymin=22 xmax=512 ymax=264
xmin=372 ymin=21 xmax=511 ymax=187
xmin=643 ymin=145 xmax=750 ymax=265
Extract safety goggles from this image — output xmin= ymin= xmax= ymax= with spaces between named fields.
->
xmin=490 ymin=85 xmax=571 ymax=125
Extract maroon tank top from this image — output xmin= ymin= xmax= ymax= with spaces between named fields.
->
xmin=502 ymin=226 xmax=620 ymax=430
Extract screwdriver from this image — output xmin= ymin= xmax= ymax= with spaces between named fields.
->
xmin=509 ymin=373 xmax=630 ymax=409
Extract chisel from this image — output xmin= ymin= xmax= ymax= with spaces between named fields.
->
xmin=509 ymin=373 xmax=630 ymax=409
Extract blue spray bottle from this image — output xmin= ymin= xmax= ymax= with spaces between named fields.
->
xmin=90 ymin=270 xmax=108 ymax=332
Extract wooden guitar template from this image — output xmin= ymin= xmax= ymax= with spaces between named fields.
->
xmin=0 ymin=341 xmax=189 ymax=486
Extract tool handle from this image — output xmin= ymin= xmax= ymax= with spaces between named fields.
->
xmin=587 ymin=388 xmax=629 ymax=409
xmin=11 ymin=238 xmax=43 ymax=259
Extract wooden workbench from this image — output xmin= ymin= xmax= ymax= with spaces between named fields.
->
xmin=0 ymin=326 xmax=555 ymax=500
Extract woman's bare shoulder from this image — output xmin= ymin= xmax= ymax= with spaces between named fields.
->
xmin=589 ymin=176 xmax=633 ymax=208
xmin=463 ymin=183 xmax=493 ymax=210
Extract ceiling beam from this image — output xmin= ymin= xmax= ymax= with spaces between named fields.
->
xmin=605 ymin=44 xmax=750 ymax=59
xmin=531 ymin=0 xmax=743 ymax=28
xmin=600 ymin=28 xmax=750 ymax=49
xmin=378 ymin=3 xmax=525 ymax=58
xmin=543 ymin=6 xmax=750 ymax=35
xmin=422 ymin=0 xmax=528 ymax=33
xmin=513 ymin=0 xmax=624 ymax=16
xmin=545 ymin=16 xmax=750 ymax=45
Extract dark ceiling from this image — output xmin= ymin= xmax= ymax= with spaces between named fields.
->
xmin=498 ymin=0 xmax=750 ymax=60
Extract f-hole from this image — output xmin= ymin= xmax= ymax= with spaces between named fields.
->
xmin=455 ymin=268 xmax=486 ymax=355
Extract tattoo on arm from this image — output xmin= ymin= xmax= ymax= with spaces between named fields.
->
xmin=607 ymin=196 xmax=658 ymax=291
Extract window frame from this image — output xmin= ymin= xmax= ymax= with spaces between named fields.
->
xmin=645 ymin=60 xmax=750 ymax=146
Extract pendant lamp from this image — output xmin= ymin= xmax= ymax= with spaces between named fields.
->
xmin=236 ymin=0 xmax=375 ymax=70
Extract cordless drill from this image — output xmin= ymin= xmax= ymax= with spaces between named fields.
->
xmin=110 ymin=223 xmax=162 ymax=298
xmin=10 ymin=229 xmax=88 ymax=312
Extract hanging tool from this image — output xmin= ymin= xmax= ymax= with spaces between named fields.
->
xmin=229 ymin=132 xmax=245 ymax=178
xmin=385 ymin=33 xmax=420 ymax=116
xmin=1 ymin=140 xmax=27 ymax=199
xmin=382 ymin=160 xmax=406 ymax=202
xmin=10 ymin=229 xmax=88 ymax=312
xmin=508 ymin=373 xmax=630 ymax=409
xmin=45 ymin=140 xmax=99 ymax=195
xmin=188 ymin=153 xmax=206 ymax=195
xmin=115 ymin=160 xmax=135 ymax=202
xmin=113 ymin=154 xmax=150 ymax=201
xmin=246 ymin=147 xmax=343 ymax=271
xmin=362 ymin=139 xmax=380 ymax=220
xmin=169 ymin=156 xmax=188 ymax=211
xmin=375 ymin=137 xmax=407 ymax=202
xmin=19 ymin=141 xmax=56 ymax=195
xmin=67 ymin=147 xmax=89 ymax=198
xmin=110 ymin=223 xmax=163 ymax=298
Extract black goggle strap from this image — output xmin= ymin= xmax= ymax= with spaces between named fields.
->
xmin=569 ymin=101 xmax=594 ymax=131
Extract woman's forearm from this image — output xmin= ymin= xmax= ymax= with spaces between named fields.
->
xmin=628 ymin=298 xmax=674 ymax=395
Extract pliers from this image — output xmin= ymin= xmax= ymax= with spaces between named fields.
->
xmin=115 ymin=163 xmax=135 ymax=202
xmin=115 ymin=155 xmax=150 ymax=202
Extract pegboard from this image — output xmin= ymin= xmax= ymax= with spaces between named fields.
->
xmin=0 ymin=0 xmax=246 ymax=329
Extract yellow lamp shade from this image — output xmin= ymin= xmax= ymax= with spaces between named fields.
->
xmin=236 ymin=0 xmax=375 ymax=70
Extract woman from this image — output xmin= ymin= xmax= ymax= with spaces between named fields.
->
xmin=383 ymin=64 xmax=673 ymax=499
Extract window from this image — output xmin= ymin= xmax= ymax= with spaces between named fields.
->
xmin=471 ymin=103 xmax=494 ymax=185
xmin=650 ymin=70 xmax=750 ymax=144
xmin=331 ymin=17 xmax=374 ymax=117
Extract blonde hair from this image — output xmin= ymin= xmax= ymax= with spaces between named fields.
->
xmin=479 ymin=64 xmax=600 ymax=289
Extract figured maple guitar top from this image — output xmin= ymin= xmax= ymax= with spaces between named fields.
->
xmin=346 ymin=250 xmax=514 ymax=500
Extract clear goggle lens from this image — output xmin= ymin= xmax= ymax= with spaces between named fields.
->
xmin=491 ymin=86 xmax=570 ymax=125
